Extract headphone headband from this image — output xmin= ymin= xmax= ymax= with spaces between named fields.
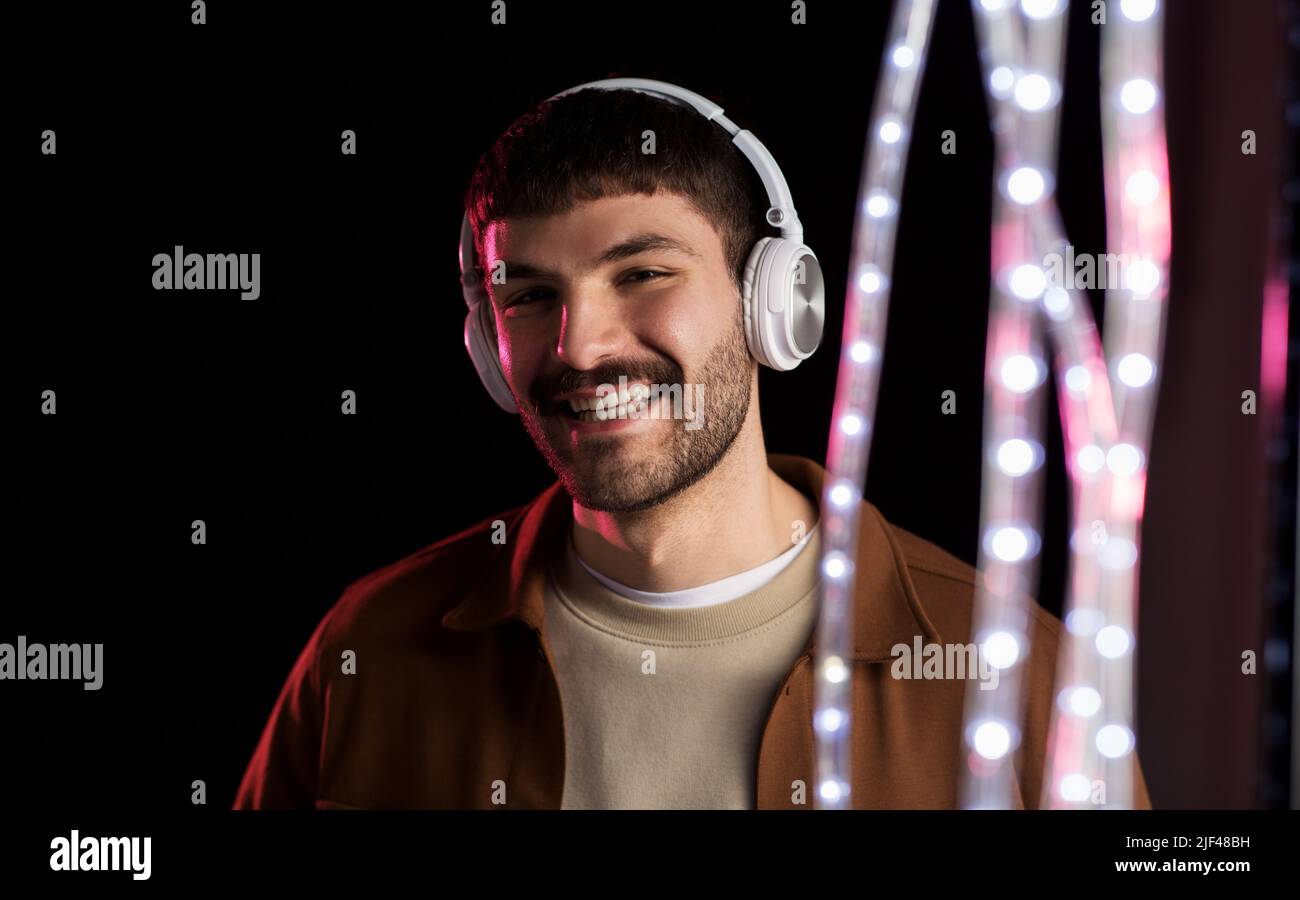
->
xmin=461 ymin=77 xmax=805 ymax=312
xmin=545 ymin=78 xmax=804 ymax=244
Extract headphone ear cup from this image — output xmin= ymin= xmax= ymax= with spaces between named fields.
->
xmin=741 ymin=237 xmax=776 ymax=368
xmin=463 ymin=300 xmax=519 ymax=414
xmin=743 ymin=238 xmax=826 ymax=371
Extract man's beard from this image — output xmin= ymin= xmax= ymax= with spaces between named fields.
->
xmin=517 ymin=307 xmax=753 ymax=513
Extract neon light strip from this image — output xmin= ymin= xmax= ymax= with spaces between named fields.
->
xmin=960 ymin=0 xmax=1072 ymax=809
xmin=961 ymin=0 xmax=1170 ymax=809
xmin=1041 ymin=0 xmax=1171 ymax=809
xmin=814 ymin=0 xmax=937 ymax=808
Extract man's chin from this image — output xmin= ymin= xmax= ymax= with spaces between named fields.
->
xmin=552 ymin=453 xmax=667 ymax=512
xmin=563 ymin=480 xmax=667 ymax=514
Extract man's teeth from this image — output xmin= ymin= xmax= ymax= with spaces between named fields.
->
xmin=566 ymin=384 xmax=651 ymax=418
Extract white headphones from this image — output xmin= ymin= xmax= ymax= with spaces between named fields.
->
xmin=459 ymin=77 xmax=826 ymax=414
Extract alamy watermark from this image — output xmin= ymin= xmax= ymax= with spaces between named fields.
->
xmin=50 ymin=830 xmax=150 ymax=880
xmin=152 ymin=245 xmax=260 ymax=300
xmin=890 ymin=636 xmax=999 ymax=690
xmin=0 ymin=636 xmax=103 ymax=690
xmin=1039 ymin=244 xmax=1159 ymax=294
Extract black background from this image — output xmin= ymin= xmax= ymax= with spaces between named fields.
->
xmin=4 ymin=0 xmax=1293 ymax=868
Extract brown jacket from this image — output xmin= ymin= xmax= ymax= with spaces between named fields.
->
xmin=234 ymin=453 xmax=1151 ymax=809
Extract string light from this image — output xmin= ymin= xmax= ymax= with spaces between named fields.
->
xmin=962 ymin=0 xmax=1112 ymax=809
xmin=823 ymin=0 xmax=1166 ymax=810
xmin=1037 ymin=0 xmax=1170 ymax=808
xmin=813 ymin=0 xmax=938 ymax=808
xmin=961 ymin=0 xmax=1169 ymax=812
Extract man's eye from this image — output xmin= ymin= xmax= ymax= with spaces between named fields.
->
xmin=506 ymin=272 xmax=666 ymax=307
xmin=625 ymin=270 xmax=668 ymax=284
xmin=508 ymin=288 xmax=552 ymax=307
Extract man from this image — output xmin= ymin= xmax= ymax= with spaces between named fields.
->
xmin=234 ymin=82 xmax=1151 ymax=810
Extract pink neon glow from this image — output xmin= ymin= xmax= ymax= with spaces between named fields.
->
xmin=1260 ymin=277 xmax=1290 ymax=409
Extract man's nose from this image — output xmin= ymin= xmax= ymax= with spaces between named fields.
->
xmin=554 ymin=291 xmax=628 ymax=371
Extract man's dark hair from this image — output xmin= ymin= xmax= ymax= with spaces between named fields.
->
xmin=464 ymin=86 xmax=772 ymax=296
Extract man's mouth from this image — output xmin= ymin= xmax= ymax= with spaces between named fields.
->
xmin=554 ymin=383 xmax=652 ymax=423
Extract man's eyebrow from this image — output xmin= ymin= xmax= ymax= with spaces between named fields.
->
xmin=594 ymin=232 xmax=701 ymax=265
xmin=499 ymin=232 xmax=701 ymax=282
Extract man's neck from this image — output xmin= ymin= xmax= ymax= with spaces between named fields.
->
xmin=570 ymin=427 xmax=819 ymax=593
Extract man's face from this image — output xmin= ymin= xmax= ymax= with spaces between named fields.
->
xmin=483 ymin=191 xmax=755 ymax=513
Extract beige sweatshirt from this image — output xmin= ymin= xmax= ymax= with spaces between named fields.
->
xmin=543 ymin=523 xmax=823 ymax=809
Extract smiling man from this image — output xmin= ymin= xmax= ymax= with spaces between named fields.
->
xmin=488 ymin=189 xmax=816 ymax=588
xmin=233 ymin=80 xmax=1152 ymax=810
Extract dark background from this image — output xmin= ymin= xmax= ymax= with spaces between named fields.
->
xmin=5 ymin=0 xmax=1295 ymax=822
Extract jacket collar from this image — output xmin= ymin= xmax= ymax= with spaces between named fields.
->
xmin=441 ymin=453 xmax=942 ymax=660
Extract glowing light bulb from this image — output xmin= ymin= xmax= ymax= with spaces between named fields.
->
xmin=850 ymin=340 xmax=877 ymax=364
xmin=858 ymin=267 xmax=883 ymax=293
xmin=1006 ymin=166 xmax=1046 ymax=204
xmin=1010 ymin=264 xmax=1048 ymax=299
xmin=1125 ymin=170 xmax=1160 ymax=205
xmin=816 ymin=708 xmax=845 ymax=732
xmin=990 ymin=526 xmax=1030 ymax=562
xmin=1043 ymin=286 xmax=1070 ymax=319
xmin=823 ymin=656 xmax=849 ymax=683
xmin=1060 ymin=773 xmax=1093 ymax=802
xmin=982 ymin=630 xmax=1021 ymax=669
xmin=973 ymin=721 xmax=1012 ymax=759
xmin=1000 ymin=354 xmax=1042 ymax=393
xmin=1119 ymin=0 xmax=1157 ymax=21
xmin=1096 ymin=625 xmax=1133 ymax=658
xmin=865 ymin=192 xmax=894 ymax=218
xmin=1120 ymin=78 xmax=1157 ymax=114
xmin=1014 ymin=74 xmax=1055 ymax=111
xmin=819 ymin=779 xmax=845 ymax=802
xmin=1021 ymin=0 xmax=1061 ymax=19
xmin=1117 ymin=352 xmax=1154 ymax=387
xmin=1124 ymin=259 xmax=1160 ymax=295
xmin=824 ymin=553 xmax=849 ymax=579
xmin=1096 ymin=724 xmax=1135 ymax=758
xmin=1106 ymin=443 xmax=1144 ymax=476
xmin=996 ymin=438 xmax=1037 ymax=476
xmin=1062 ymin=686 xmax=1102 ymax=718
